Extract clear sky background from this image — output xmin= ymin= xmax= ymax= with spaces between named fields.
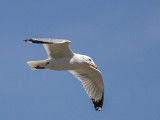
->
xmin=0 ymin=0 xmax=160 ymax=120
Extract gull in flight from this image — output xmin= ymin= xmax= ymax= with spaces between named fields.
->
xmin=24 ymin=38 xmax=104 ymax=111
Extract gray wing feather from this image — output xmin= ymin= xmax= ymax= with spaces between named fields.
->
xmin=24 ymin=38 xmax=73 ymax=58
xmin=24 ymin=38 xmax=71 ymax=44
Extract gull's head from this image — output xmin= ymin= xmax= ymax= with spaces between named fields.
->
xmin=82 ymin=55 xmax=98 ymax=69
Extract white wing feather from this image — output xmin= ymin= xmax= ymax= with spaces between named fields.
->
xmin=69 ymin=66 xmax=104 ymax=100
xmin=69 ymin=66 xmax=104 ymax=111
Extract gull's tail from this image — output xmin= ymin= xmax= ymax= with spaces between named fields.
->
xmin=27 ymin=60 xmax=49 ymax=70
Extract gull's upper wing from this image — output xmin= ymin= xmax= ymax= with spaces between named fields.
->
xmin=69 ymin=66 xmax=104 ymax=111
xmin=24 ymin=38 xmax=73 ymax=58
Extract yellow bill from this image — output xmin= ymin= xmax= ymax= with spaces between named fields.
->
xmin=92 ymin=64 xmax=98 ymax=69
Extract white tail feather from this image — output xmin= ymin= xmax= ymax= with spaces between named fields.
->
xmin=27 ymin=60 xmax=49 ymax=70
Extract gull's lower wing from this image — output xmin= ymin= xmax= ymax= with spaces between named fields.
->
xmin=69 ymin=67 xmax=104 ymax=111
xmin=24 ymin=38 xmax=73 ymax=58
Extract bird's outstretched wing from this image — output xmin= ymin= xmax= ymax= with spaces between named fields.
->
xmin=24 ymin=38 xmax=73 ymax=58
xmin=69 ymin=66 xmax=104 ymax=111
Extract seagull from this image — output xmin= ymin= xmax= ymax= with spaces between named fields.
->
xmin=24 ymin=38 xmax=104 ymax=111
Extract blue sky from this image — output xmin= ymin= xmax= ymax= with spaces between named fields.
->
xmin=0 ymin=0 xmax=160 ymax=120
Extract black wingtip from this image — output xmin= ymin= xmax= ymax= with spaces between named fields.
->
xmin=23 ymin=39 xmax=51 ymax=44
xmin=92 ymin=94 xmax=104 ymax=111
xmin=24 ymin=39 xmax=33 ymax=43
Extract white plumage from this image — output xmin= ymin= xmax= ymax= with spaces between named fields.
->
xmin=25 ymin=38 xmax=104 ymax=111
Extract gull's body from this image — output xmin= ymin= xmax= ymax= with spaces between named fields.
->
xmin=46 ymin=54 xmax=84 ymax=71
xmin=25 ymin=38 xmax=104 ymax=111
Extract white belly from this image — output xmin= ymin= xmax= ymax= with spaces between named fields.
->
xmin=46 ymin=57 xmax=80 ymax=71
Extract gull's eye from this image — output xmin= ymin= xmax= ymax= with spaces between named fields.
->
xmin=89 ymin=59 xmax=92 ymax=61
